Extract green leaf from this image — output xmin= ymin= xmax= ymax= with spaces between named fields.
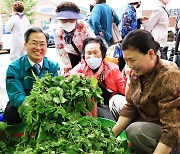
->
xmin=0 ymin=122 xmax=7 ymax=130
xmin=37 ymin=126 xmax=46 ymax=143
xmin=0 ymin=141 xmax=6 ymax=149
xmin=74 ymin=101 xmax=88 ymax=112
xmin=87 ymin=101 xmax=94 ymax=112
xmin=90 ymin=77 xmax=98 ymax=86
xmin=74 ymin=91 xmax=84 ymax=97
xmin=53 ymin=97 xmax=60 ymax=104
xmin=54 ymin=106 xmax=66 ymax=118
xmin=78 ymin=119 xmax=89 ymax=127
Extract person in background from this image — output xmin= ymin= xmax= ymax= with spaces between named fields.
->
xmin=112 ymin=29 xmax=180 ymax=154
xmin=68 ymin=37 xmax=126 ymax=121
xmin=115 ymin=0 xmax=141 ymax=72
xmin=0 ymin=13 xmax=3 ymax=50
xmin=88 ymin=0 xmax=119 ymax=47
xmin=54 ymin=1 xmax=95 ymax=74
xmin=85 ymin=0 xmax=96 ymax=22
xmin=118 ymin=0 xmax=141 ymax=39
xmin=175 ymin=13 xmax=180 ymax=41
xmin=144 ymin=0 xmax=171 ymax=59
xmin=3 ymin=27 xmax=60 ymax=125
xmin=5 ymin=1 xmax=30 ymax=61
xmin=136 ymin=7 xmax=143 ymax=29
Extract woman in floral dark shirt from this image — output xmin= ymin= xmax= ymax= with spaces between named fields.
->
xmin=54 ymin=1 xmax=95 ymax=73
xmin=113 ymin=29 xmax=180 ymax=154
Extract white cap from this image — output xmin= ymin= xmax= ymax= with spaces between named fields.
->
xmin=129 ymin=0 xmax=141 ymax=3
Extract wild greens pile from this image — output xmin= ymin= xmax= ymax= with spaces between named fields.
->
xmin=0 ymin=74 xmax=131 ymax=153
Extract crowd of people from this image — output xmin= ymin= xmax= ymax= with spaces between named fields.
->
xmin=0 ymin=0 xmax=179 ymax=154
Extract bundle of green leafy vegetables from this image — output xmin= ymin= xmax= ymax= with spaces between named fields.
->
xmin=0 ymin=74 xmax=131 ymax=153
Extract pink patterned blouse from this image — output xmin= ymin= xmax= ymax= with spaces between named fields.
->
xmin=54 ymin=20 xmax=95 ymax=69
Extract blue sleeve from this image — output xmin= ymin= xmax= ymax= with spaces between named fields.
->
xmin=113 ymin=10 xmax=119 ymax=25
xmin=43 ymin=57 xmax=60 ymax=77
xmin=51 ymin=63 xmax=60 ymax=77
xmin=89 ymin=5 xmax=102 ymax=35
xmin=6 ymin=66 xmax=26 ymax=108
xmin=47 ymin=59 xmax=60 ymax=77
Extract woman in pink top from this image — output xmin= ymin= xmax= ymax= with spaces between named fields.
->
xmin=69 ymin=37 xmax=126 ymax=121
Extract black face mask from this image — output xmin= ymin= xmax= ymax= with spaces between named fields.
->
xmin=90 ymin=5 xmax=94 ymax=12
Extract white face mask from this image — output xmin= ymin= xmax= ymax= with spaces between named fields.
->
xmin=60 ymin=22 xmax=76 ymax=32
xmin=85 ymin=57 xmax=102 ymax=70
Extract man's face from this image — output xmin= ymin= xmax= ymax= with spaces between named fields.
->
xmin=24 ymin=32 xmax=47 ymax=63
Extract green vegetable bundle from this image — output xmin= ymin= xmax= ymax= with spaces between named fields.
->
xmin=0 ymin=74 xmax=131 ymax=153
xmin=19 ymin=74 xmax=103 ymax=137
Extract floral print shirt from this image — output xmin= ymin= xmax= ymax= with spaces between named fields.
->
xmin=54 ymin=20 xmax=95 ymax=69
xmin=119 ymin=4 xmax=137 ymax=38
xmin=120 ymin=58 xmax=180 ymax=148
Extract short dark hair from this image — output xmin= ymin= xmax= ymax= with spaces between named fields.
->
xmin=130 ymin=2 xmax=140 ymax=5
xmin=122 ymin=29 xmax=160 ymax=54
xmin=82 ymin=37 xmax=107 ymax=59
xmin=56 ymin=1 xmax=80 ymax=13
xmin=24 ymin=27 xmax=49 ymax=44
xmin=12 ymin=1 xmax=24 ymax=12
xmin=96 ymin=0 xmax=106 ymax=4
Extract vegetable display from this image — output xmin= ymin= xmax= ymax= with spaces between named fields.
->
xmin=0 ymin=74 xmax=131 ymax=153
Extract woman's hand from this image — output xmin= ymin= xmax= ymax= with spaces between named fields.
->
xmin=65 ymin=72 xmax=85 ymax=78
xmin=112 ymin=116 xmax=132 ymax=137
xmin=153 ymin=142 xmax=172 ymax=154
xmin=123 ymin=64 xmax=131 ymax=79
xmin=64 ymin=67 xmax=72 ymax=74
xmin=123 ymin=64 xmax=138 ymax=80
xmin=73 ymin=73 xmax=85 ymax=77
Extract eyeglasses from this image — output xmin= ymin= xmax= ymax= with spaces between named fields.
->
xmin=28 ymin=42 xmax=47 ymax=48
